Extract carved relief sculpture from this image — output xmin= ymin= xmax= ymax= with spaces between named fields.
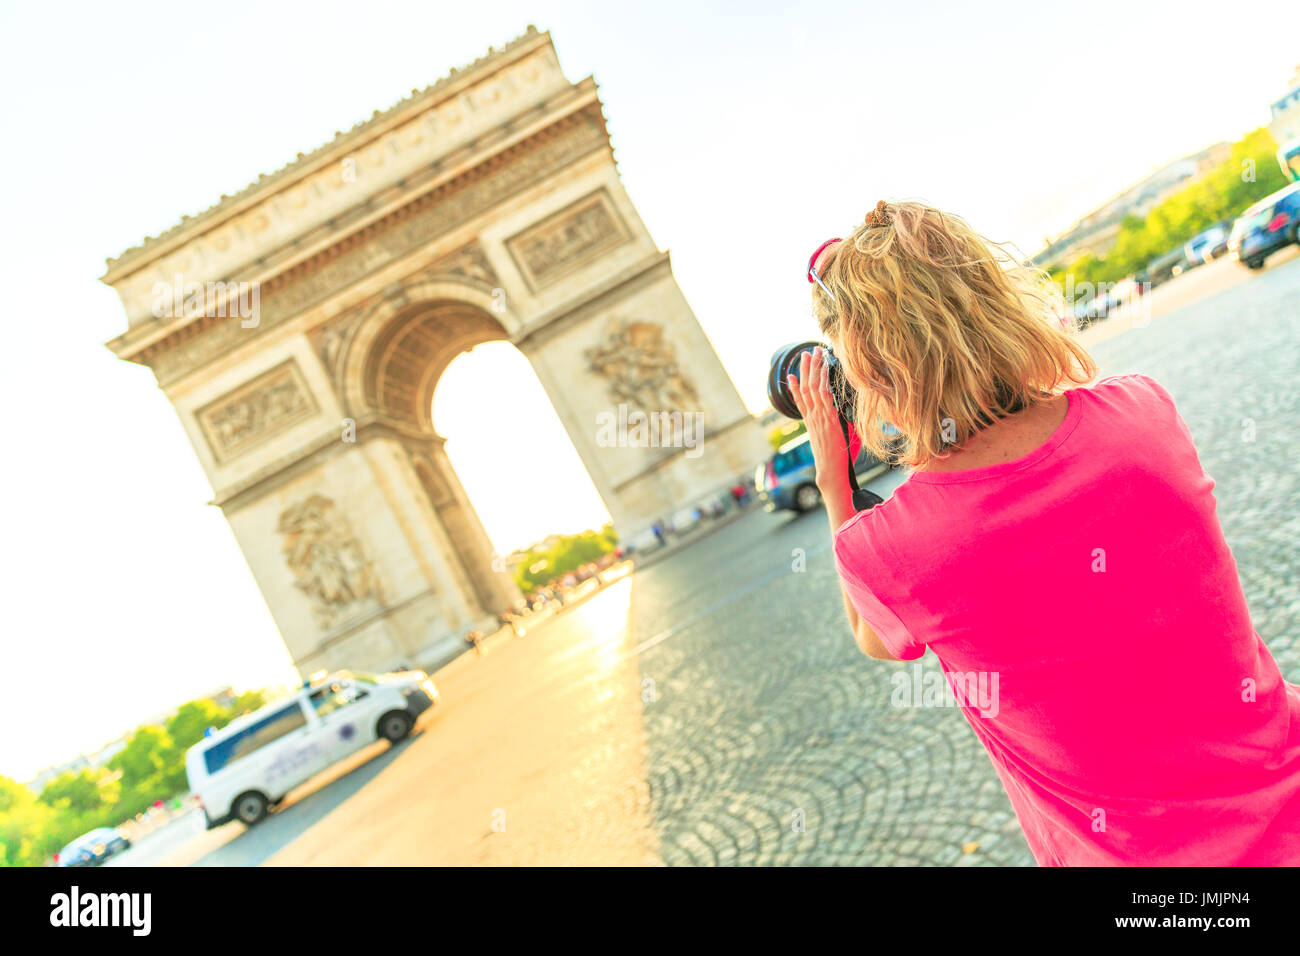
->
xmin=198 ymin=361 xmax=318 ymax=462
xmin=506 ymin=189 xmax=629 ymax=288
xmin=431 ymin=243 xmax=498 ymax=285
xmin=276 ymin=494 xmax=382 ymax=628
xmin=584 ymin=318 xmax=700 ymax=413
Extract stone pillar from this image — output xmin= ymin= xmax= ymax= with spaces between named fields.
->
xmin=221 ymin=430 xmax=507 ymax=676
xmin=516 ymin=253 xmax=770 ymax=537
xmin=408 ymin=437 xmax=522 ymax=616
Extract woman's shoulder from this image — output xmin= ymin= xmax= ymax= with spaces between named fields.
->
xmin=1082 ymin=372 xmax=1182 ymax=420
xmin=833 ymin=479 xmax=918 ymax=561
xmin=1091 ymin=371 xmax=1175 ymax=402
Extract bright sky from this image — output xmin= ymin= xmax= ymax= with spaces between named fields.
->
xmin=1 ymin=0 xmax=1294 ymax=780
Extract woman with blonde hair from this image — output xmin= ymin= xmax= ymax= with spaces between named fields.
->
xmin=789 ymin=199 xmax=1300 ymax=866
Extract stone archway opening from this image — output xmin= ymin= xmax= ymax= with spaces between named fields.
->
xmin=363 ymin=300 xmax=509 ymax=431
xmin=354 ymin=300 xmax=524 ymax=628
xmin=359 ymin=297 xmax=612 ymax=616
xmin=431 ymin=339 xmax=612 ymax=563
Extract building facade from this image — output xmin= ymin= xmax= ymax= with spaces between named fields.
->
xmin=1270 ymin=65 xmax=1300 ymax=148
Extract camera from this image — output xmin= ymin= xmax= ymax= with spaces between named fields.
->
xmin=766 ymin=340 xmax=858 ymax=422
xmin=765 ymin=340 xmax=883 ymax=512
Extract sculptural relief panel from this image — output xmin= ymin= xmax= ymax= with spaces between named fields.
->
xmin=506 ymin=188 xmax=630 ymax=290
xmin=276 ymin=493 xmax=383 ymax=630
xmin=197 ymin=359 xmax=319 ymax=463
xmin=584 ymin=317 xmax=700 ymax=413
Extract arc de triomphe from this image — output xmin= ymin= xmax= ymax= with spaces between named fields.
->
xmin=103 ymin=27 xmax=767 ymax=676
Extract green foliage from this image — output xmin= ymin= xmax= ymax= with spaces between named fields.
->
xmin=167 ymin=699 xmax=231 ymax=754
xmin=513 ymin=523 xmax=619 ymax=594
xmin=1055 ymin=128 xmax=1289 ymax=294
xmin=0 ymin=689 xmax=269 ymax=866
xmin=0 ymin=776 xmax=27 ymax=815
xmin=109 ymin=725 xmax=173 ymax=792
xmin=37 ymin=768 xmax=118 ymax=816
xmin=231 ymin=689 xmax=267 ymax=716
xmin=0 ymin=778 xmax=59 ymax=868
xmin=768 ymin=419 xmax=806 ymax=450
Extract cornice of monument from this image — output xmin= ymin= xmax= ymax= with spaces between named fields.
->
xmin=101 ymin=25 xmax=552 ymax=279
xmin=105 ymin=85 xmax=612 ymax=375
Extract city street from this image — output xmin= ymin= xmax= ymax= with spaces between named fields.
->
xmin=140 ymin=250 xmax=1299 ymax=867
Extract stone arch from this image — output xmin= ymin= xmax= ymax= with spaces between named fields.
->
xmin=339 ymin=275 xmax=522 ymax=427
xmin=333 ymin=281 xmax=527 ymax=637
xmin=361 ymin=299 xmax=507 ymax=431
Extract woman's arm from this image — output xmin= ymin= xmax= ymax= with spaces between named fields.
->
xmin=820 ymin=472 xmax=899 ymax=660
xmin=787 ymin=348 xmax=901 ymax=662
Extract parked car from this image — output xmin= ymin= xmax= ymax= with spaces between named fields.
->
xmin=755 ymin=429 xmax=898 ymax=513
xmin=1183 ymin=223 xmax=1231 ymax=265
xmin=55 ymin=827 xmax=131 ymax=867
xmin=1144 ymin=246 xmax=1191 ymax=288
xmin=1227 ymin=181 xmax=1300 ymax=269
xmin=185 ymin=670 xmax=438 ymax=829
xmin=1073 ymin=278 xmax=1138 ymax=326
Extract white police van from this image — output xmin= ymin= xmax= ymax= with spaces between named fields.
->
xmin=186 ymin=670 xmax=438 ymax=828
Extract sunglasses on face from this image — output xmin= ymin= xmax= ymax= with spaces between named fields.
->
xmin=806 ymin=238 xmax=842 ymax=303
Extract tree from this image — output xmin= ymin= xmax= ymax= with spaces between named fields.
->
xmin=230 ymin=689 xmax=267 ymax=716
xmin=0 ymin=776 xmax=27 ymax=815
xmin=166 ymin=699 xmax=229 ymax=754
xmin=0 ymin=776 xmax=59 ymax=867
xmin=512 ymin=524 xmax=620 ymax=593
xmin=108 ymin=725 xmax=172 ymax=792
xmin=0 ymin=688 xmax=277 ymax=866
xmin=37 ymin=769 xmax=118 ymax=816
xmin=1055 ymin=128 xmax=1289 ymax=295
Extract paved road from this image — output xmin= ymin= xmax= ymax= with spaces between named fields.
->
xmin=102 ymin=810 xmax=207 ymax=867
xmin=171 ymin=250 xmax=1299 ymax=867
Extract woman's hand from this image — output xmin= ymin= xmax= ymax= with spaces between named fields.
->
xmin=787 ymin=346 xmax=851 ymax=497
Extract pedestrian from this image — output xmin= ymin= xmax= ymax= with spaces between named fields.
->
xmin=498 ymin=610 xmax=517 ymax=637
xmin=795 ymin=197 xmax=1300 ymax=866
xmin=465 ymin=628 xmax=485 ymax=656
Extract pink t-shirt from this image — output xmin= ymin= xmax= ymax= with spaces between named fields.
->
xmin=834 ymin=373 xmax=1300 ymax=866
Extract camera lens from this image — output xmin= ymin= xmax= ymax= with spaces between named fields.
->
xmin=766 ymin=341 xmax=857 ymax=422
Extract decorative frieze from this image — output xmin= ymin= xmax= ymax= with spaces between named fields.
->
xmin=506 ymin=188 xmax=630 ymax=289
xmin=197 ymin=360 xmax=319 ymax=463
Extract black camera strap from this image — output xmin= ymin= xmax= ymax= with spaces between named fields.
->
xmin=839 ymin=416 xmax=884 ymax=512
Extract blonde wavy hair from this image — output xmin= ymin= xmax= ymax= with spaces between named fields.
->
xmin=812 ymin=200 xmax=1098 ymax=470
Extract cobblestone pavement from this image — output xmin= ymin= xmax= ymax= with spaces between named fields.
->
xmin=257 ymin=253 xmax=1298 ymax=867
